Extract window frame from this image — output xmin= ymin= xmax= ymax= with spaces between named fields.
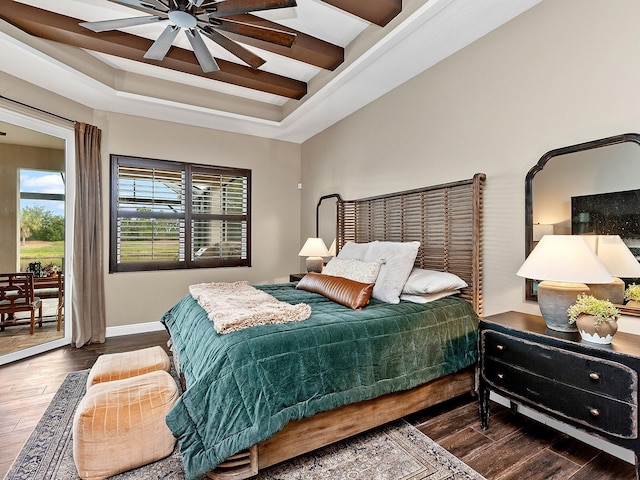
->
xmin=109 ymin=154 xmax=251 ymax=273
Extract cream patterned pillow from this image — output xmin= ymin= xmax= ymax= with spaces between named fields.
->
xmin=322 ymin=257 xmax=383 ymax=284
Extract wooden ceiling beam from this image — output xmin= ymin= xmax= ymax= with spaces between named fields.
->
xmin=223 ymin=14 xmax=343 ymax=71
xmin=321 ymin=0 xmax=402 ymax=26
xmin=0 ymin=0 xmax=307 ymax=99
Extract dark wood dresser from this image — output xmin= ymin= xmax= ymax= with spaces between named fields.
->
xmin=479 ymin=311 xmax=640 ymax=479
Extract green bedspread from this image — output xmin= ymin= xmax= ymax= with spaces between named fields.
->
xmin=161 ymin=283 xmax=478 ymax=480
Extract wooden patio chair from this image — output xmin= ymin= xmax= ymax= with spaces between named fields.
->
xmin=0 ymin=273 xmax=43 ymax=335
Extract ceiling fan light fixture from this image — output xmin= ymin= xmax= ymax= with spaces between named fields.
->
xmin=168 ymin=10 xmax=197 ymax=28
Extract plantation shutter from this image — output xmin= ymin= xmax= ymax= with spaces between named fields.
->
xmin=110 ymin=155 xmax=251 ymax=272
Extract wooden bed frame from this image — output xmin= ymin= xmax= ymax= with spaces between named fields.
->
xmin=206 ymin=173 xmax=486 ymax=479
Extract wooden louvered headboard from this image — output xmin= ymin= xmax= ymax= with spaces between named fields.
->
xmin=337 ymin=173 xmax=485 ymax=315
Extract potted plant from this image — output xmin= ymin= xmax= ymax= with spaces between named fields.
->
xmin=567 ymin=293 xmax=620 ymax=344
xmin=42 ymin=262 xmax=60 ymax=277
xmin=624 ymin=283 xmax=640 ymax=308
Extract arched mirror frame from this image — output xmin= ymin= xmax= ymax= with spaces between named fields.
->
xmin=525 ymin=133 xmax=640 ymax=308
xmin=316 ymin=193 xmax=342 ymax=245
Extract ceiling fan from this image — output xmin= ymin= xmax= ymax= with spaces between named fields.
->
xmin=79 ymin=0 xmax=298 ymax=72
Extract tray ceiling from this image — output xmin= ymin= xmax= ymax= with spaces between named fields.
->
xmin=0 ymin=0 xmax=542 ymax=142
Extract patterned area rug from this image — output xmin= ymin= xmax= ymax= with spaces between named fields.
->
xmin=6 ymin=369 xmax=486 ymax=480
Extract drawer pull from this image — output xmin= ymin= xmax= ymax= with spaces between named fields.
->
xmin=589 ymin=408 xmax=600 ymax=418
xmin=589 ymin=372 xmax=600 ymax=381
xmin=497 ymin=373 xmax=504 ymax=380
xmin=496 ymin=344 xmax=505 ymax=351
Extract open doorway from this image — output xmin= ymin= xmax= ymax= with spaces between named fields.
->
xmin=0 ymin=109 xmax=74 ymax=365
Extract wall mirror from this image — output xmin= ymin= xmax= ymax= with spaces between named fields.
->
xmin=525 ymin=133 xmax=640 ymax=314
xmin=316 ymin=193 xmax=341 ymax=256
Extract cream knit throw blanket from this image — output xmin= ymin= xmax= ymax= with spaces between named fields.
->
xmin=189 ymin=281 xmax=311 ymax=334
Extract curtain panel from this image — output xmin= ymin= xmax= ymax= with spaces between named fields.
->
xmin=72 ymin=122 xmax=106 ymax=347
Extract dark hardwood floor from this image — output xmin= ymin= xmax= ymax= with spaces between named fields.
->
xmin=0 ymin=332 xmax=636 ymax=480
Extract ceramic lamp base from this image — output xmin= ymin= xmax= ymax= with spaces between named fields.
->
xmin=305 ymin=256 xmax=324 ymax=273
xmin=587 ymin=277 xmax=625 ymax=305
xmin=538 ymin=280 xmax=590 ymax=332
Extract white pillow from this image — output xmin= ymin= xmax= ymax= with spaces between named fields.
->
xmin=400 ymin=290 xmax=460 ymax=304
xmin=322 ymin=257 xmax=383 ymax=284
xmin=402 ymin=268 xmax=468 ymax=295
xmin=336 ymin=241 xmax=371 ymax=260
xmin=364 ymin=241 xmax=420 ymax=304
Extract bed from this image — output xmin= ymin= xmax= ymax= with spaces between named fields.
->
xmin=161 ymin=173 xmax=486 ymax=480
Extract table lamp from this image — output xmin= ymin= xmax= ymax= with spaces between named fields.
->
xmin=516 ymin=235 xmax=613 ymax=331
xmin=298 ymin=237 xmax=329 ymax=273
xmin=583 ymin=235 xmax=640 ymax=304
xmin=328 ymin=239 xmax=337 ymax=257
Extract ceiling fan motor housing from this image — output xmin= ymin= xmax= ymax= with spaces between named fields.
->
xmin=168 ymin=10 xmax=196 ymax=28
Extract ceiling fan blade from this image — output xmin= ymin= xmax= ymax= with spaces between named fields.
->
xmin=185 ymin=29 xmax=220 ymax=72
xmin=143 ymin=24 xmax=180 ymax=60
xmin=200 ymin=27 xmax=264 ymax=69
xmin=108 ymin=0 xmax=168 ymax=12
xmin=140 ymin=0 xmax=170 ymax=9
xmin=80 ymin=16 xmax=162 ymax=33
xmin=211 ymin=18 xmax=295 ymax=47
xmin=202 ymin=0 xmax=297 ymax=18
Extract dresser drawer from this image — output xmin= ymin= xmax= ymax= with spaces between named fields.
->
xmin=482 ymin=330 xmax=638 ymax=404
xmin=483 ymin=357 xmax=638 ymax=439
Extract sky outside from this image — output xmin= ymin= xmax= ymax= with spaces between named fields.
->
xmin=20 ymin=169 xmax=65 ymax=215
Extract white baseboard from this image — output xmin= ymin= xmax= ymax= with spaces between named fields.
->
xmin=106 ymin=321 xmax=166 ymax=338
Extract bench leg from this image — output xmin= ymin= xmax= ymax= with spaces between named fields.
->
xmin=30 ymin=310 xmax=35 ymax=335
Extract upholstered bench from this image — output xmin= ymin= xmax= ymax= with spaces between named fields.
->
xmin=72 ymin=370 xmax=179 ymax=480
xmin=86 ymin=345 xmax=171 ymax=389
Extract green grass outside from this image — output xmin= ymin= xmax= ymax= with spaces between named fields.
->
xmin=20 ymin=240 xmax=65 ymax=271
xmin=120 ymin=240 xmax=181 ymax=261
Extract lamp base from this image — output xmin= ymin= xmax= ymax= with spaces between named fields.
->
xmin=587 ymin=277 xmax=625 ymax=304
xmin=538 ymin=281 xmax=590 ymax=332
xmin=305 ymin=256 xmax=324 ymax=273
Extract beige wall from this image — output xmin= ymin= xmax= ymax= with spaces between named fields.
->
xmin=97 ymin=112 xmax=301 ymax=327
xmin=0 ymin=144 xmax=64 ymax=272
xmin=301 ymin=0 xmax=640 ymax=316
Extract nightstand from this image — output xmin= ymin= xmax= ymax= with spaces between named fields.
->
xmin=479 ymin=311 xmax=640 ymax=479
xmin=289 ymin=273 xmax=306 ymax=282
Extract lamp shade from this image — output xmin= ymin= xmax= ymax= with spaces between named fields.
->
xmin=328 ymin=239 xmax=337 ymax=257
xmin=583 ymin=235 xmax=640 ymax=278
xmin=298 ymin=237 xmax=329 ymax=257
xmin=516 ymin=235 xmax=613 ymax=284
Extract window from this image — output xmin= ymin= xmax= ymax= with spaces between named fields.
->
xmin=19 ymin=169 xmax=65 ymax=271
xmin=109 ymin=155 xmax=251 ymax=272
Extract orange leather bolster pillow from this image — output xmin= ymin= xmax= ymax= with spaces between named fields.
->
xmin=296 ymin=272 xmax=374 ymax=310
